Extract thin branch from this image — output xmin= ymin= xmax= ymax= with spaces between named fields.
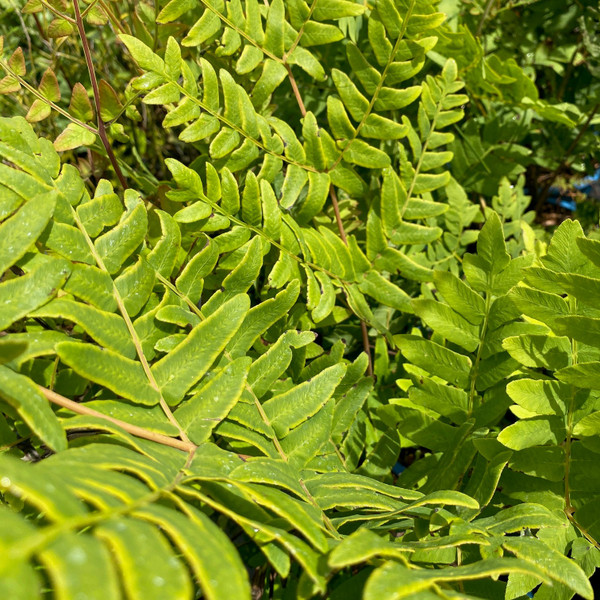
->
xmin=564 ymin=319 xmax=578 ymax=516
xmin=328 ymin=185 xmax=348 ymax=245
xmin=557 ymin=43 xmax=580 ymax=102
xmin=73 ymin=0 xmax=128 ymax=189
xmin=286 ymin=64 xmax=306 ymax=117
xmin=81 ymin=0 xmax=102 ymax=18
xmin=468 ymin=292 xmax=491 ymax=417
xmin=0 ymin=434 xmax=32 ymax=452
xmin=31 ymin=13 xmax=54 ymax=53
xmin=567 ymin=514 xmax=600 ymax=551
xmin=153 ymin=0 xmax=160 ymax=50
xmin=104 ymin=90 xmax=143 ymax=124
xmin=98 ymin=0 xmax=127 ymax=34
xmin=79 ymin=0 xmax=127 ymax=34
xmin=476 ymin=0 xmax=498 ymax=37
xmin=560 ymin=103 xmax=598 ymax=163
xmin=494 ymin=0 xmax=544 ymax=14
xmin=40 ymin=386 xmax=196 ymax=453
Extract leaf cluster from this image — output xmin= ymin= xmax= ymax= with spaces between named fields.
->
xmin=0 ymin=1 xmax=599 ymax=599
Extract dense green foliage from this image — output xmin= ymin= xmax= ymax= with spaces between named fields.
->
xmin=1 ymin=1 xmax=600 ymax=598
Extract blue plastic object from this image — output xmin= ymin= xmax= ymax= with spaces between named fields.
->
xmin=545 ymin=167 xmax=600 ymax=212
xmin=392 ymin=462 xmax=406 ymax=475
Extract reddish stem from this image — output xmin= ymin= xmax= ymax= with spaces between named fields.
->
xmin=73 ymin=0 xmax=128 ymax=190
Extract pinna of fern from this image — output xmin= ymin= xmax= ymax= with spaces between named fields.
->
xmin=0 ymin=0 xmax=599 ymax=598
xmin=0 ymin=114 xmax=595 ymax=600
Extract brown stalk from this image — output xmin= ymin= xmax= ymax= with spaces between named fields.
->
xmin=286 ymin=64 xmax=306 ymax=117
xmin=329 ymin=185 xmax=348 ymax=245
xmin=282 ymin=0 xmax=317 ymax=114
xmin=73 ymin=0 xmax=128 ymax=190
xmin=40 ymin=386 xmax=196 ymax=453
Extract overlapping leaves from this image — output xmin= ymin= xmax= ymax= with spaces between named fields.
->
xmin=388 ymin=211 xmax=600 ymax=598
xmin=1 ymin=0 xmax=599 ymax=598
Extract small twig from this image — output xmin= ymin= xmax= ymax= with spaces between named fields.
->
xmin=561 ymin=103 xmax=599 ymax=161
xmin=557 ymin=43 xmax=580 ymax=102
xmin=40 ymin=386 xmax=196 ymax=453
xmin=103 ymin=90 xmax=142 ymax=124
xmin=80 ymin=0 xmax=103 ymax=20
xmin=153 ymin=0 xmax=160 ymax=51
xmin=32 ymin=14 xmax=51 ymax=50
xmin=286 ymin=64 xmax=306 ymax=117
xmin=567 ymin=513 xmax=600 ymax=551
xmin=476 ymin=0 xmax=498 ymax=37
xmin=329 ymin=186 xmax=348 ymax=245
xmin=331 ymin=438 xmax=348 ymax=469
xmin=79 ymin=0 xmax=127 ymax=34
xmin=73 ymin=0 xmax=128 ymax=189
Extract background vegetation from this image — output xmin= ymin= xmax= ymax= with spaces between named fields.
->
xmin=1 ymin=1 xmax=600 ymax=598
